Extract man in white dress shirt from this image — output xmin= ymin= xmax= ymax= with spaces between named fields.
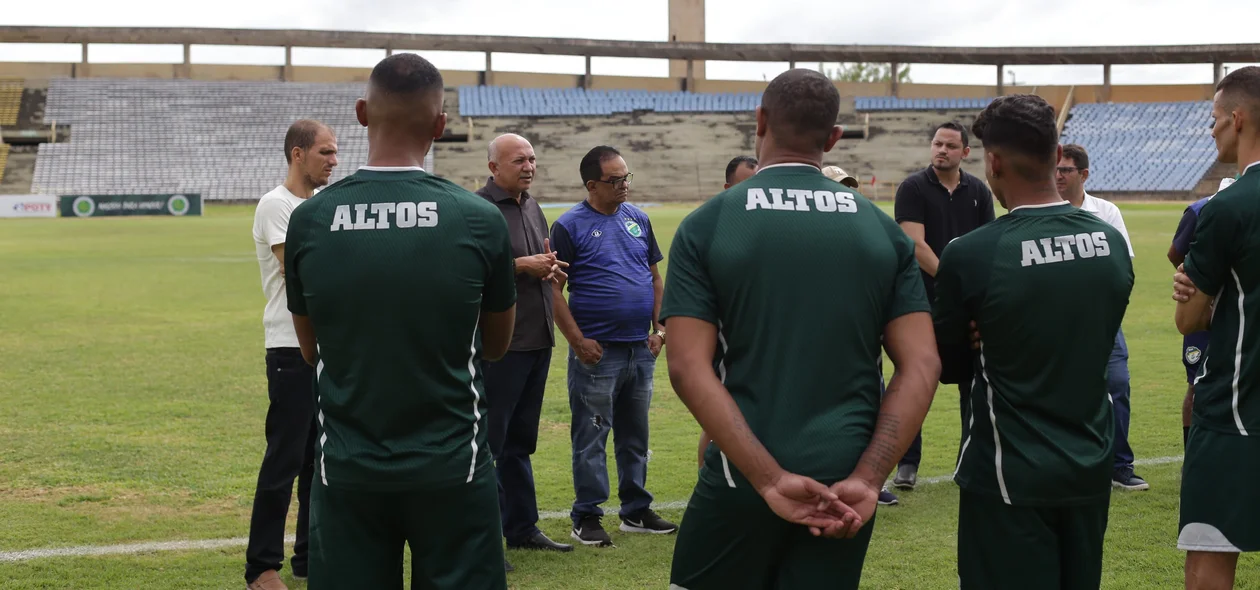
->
xmin=245 ymin=119 xmax=339 ymax=590
xmin=1056 ymin=143 xmax=1148 ymax=492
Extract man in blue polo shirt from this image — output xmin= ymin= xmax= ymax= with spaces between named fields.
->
xmin=551 ymin=145 xmax=677 ymax=547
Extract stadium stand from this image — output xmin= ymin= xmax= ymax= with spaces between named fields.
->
xmin=855 ymin=96 xmax=993 ymax=111
xmin=0 ymin=143 xmax=9 ymax=185
xmin=1060 ymin=101 xmax=1216 ymax=193
xmin=457 ymin=86 xmax=760 ymax=117
xmin=32 ymin=78 xmax=372 ymax=201
xmin=0 ymin=78 xmax=21 ymax=127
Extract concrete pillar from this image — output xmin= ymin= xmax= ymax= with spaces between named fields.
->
xmin=583 ymin=55 xmax=592 ymax=90
xmin=996 ymin=63 xmax=1005 ymax=96
xmin=1213 ymin=62 xmax=1224 ymax=85
xmin=686 ymin=59 xmax=695 ymax=92
xmin=283 ymin=46 xmax=293 ymax=81
xmin=386 ymin=47 xmax=394 ymax=57
xmin=668 ymin=0 xmax=705 ymax=81
xmin=484 ymin=52 xmax=494 ymax=86
xmin=77 ymin=42 xmax=88 ymax=78
xmin=789 ymin=60 xmax=797 ymax=70
xmin=1102 ymin=63 xmax=1112 ymax=102
xmin=890 ymin=62 xmax=900 ymax=97
xmin=179 ymin=43 xmax=192 ymax=79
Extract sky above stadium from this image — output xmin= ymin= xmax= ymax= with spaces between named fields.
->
xmin=2 ymin=0 xmax=1257 ymax=86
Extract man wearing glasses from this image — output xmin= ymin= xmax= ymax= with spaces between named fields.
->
xmin=1056 ymin=144 xmax=1147 ymax=491
xmin=550 ymin=145 xmax=676 ymax=548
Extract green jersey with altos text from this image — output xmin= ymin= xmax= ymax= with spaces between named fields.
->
xmin=660 ymin=163 xmax=930 ymax=486
xmin=935 ymin=202 xmax=1133 ymax=506
xmin=285 ymin=167 xmax=516 ymax=492
xmin=1184 ymin=161 xmax=1260 ymax=436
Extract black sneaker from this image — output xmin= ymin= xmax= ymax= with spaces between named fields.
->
xmin=1112 ymin=468 xmax=1150 ymax=491
xmin=878 ymin=487 xmax=899 ymax=506
xmin=571 ymin=515 xmax=613 ymax=547
xmin=620 ymin=509 xmax=678 ymax=534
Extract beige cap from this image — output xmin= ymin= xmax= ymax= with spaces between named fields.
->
xmin=822 ymin=166 xmax=860 ymax=188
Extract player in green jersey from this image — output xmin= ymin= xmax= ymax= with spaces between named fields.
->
xmin=661 ymin=68 xmax=942 ymax=590
xmin=934 ymin=95 xmax=1134 ymax=590
xmin=1173 ymin=65 xmax=1260 ymax=590
xmin=284 ymin=54 xmax=517 ymax=590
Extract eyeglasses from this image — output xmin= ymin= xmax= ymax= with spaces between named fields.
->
xmin=1055 ymin=166 xmax=1082 ymax=175
xmin=593 ymin=173 xmax=633 ymax=187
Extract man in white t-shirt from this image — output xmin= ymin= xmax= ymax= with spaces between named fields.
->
xmin=246 ymin=119 xmax=339 ymax=590
xmin=1056 ymin=143 xmax=1148 ymax=492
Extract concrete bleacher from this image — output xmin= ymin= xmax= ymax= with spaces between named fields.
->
xmin=457 ymin=86 xmax=760 ymax=117
xmin=0 ymin=143 xmax=9 ymax=185
xmin=855 ymin=97 xmax=993 ymax=112
xmin=0 ymin=78 xmax=21 ymax=127
xmin=33 ymin=78 xmax=372 ymax=201
xmin=1060 ymin=101 xmax=1216 ymax=193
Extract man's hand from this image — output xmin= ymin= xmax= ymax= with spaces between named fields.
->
xmin=758 ymin=473 xmax=859 ymax=532
xmin=968 ymin=320 xmax=982 ymax=350
xmin=816 ymin=477 xmax=879 ymax=539
xmin=519 ymin=238 xmax=569 ymax=282
xmin=648 ymin=333 xmax=664 ymax=358
xmin=1173 ymin=264 xmax=1197 ymax=302
xmin=574 ymin=338 xmax=603 ymax=365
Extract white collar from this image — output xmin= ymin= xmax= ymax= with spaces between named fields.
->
xmin=1010 ymin=200 xmax=1070 ymax=212
xmin=359 ymin=165 xmax=425 ymax=172
xmin=755 ymin=163 xmax=820 ymax=174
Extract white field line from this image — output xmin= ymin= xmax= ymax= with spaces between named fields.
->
xmin=0 ymin=454 xmax=1183 ymax=563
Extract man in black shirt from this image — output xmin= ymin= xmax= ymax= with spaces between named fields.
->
xmin=893 ymin=121 xmax=996 ymax=491
xmin=476 ymin=134 xmax=573 ymax=568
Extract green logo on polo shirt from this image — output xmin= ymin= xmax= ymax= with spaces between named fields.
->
xmin=623 ymin=219 xmax=643 ymax=238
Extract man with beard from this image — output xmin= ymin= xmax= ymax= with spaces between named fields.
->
xmin=893 ymin=121 xmax=996 ymax=491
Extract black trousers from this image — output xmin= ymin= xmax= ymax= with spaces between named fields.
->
xmin=481 ymin=348 xmax=552 ymax=544
xmin=245 ymin=348 xmax=318 ymax=582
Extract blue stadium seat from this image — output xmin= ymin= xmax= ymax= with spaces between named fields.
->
xmin=1060 ymin=101 xmax=1214 ymax=192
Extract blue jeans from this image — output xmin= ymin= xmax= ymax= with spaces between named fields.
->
xmin=1109 ymin=329 xmax=1135 ymax=471
xmin=568 ymin=341 xmax=655 ymax=525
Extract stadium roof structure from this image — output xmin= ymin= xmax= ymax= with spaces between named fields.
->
xmin=3 ymin=26 xmax=1259 ymax=93
xmin=4 ymin=26 xmax=1260 ymax=65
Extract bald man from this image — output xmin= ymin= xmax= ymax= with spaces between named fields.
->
xmin=475 ymin=134 xmax=573 ymax=559
xmin=284 ymin=53 xmax=515 ymax=590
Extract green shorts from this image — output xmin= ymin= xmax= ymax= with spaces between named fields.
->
xmin=308 ymin=474 xmax=507 ymax=590
xmin=1179 ymin=426 xmax=1260 ymax=552
xmin=669 ymin=473 xmax=875 ymax=590
xmin=958 ymin=489 xmax=1109 ymax=590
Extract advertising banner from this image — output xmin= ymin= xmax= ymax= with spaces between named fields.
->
xmin=0 ymin=194 xmax=58 ymax=218
xmin=59 ymin=194 xmax=203 ymax=217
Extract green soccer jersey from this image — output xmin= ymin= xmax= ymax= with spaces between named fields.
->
xmin=1184 ymin=161 xmax=1260 ymax=436
xmin=284 ymin=167 xmax=517 ymax=492
xmin=660 ymin=164 xmax=930 ymax=485
xmin=935 ymin=202 xmax=1133 ymax=506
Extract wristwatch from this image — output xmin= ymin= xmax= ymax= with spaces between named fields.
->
xmin=652 ymin=328 xmax=666 ymax=345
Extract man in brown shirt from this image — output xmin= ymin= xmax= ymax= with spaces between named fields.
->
xmin=476 ymin=134 xmax=572 ymax=568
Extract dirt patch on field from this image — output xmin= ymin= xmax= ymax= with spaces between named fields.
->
xmin=1 ymin=485 xmax=247 ymax=519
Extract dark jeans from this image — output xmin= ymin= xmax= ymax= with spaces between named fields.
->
xmin=245 ymin=348 xmax=318 ymax=583
xmin=1109 ymin=329 xmax=1135 ymax=470
xmin=568 ymin=341 xmax=655 ymax=525
xmin=482 ymin=348 xmax=551 ymax=544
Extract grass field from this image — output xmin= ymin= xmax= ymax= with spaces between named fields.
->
xmin=0 ymin=201 xmax=1257 ymax=589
